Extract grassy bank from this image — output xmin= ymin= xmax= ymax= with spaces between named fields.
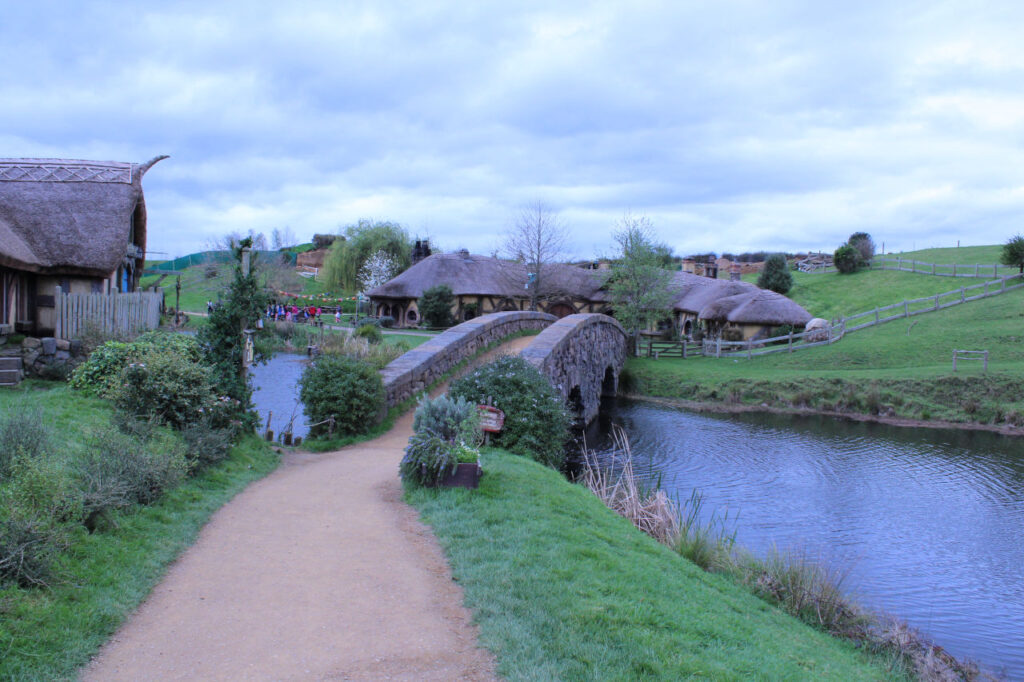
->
xmin=408 ymin=451 xmax=900 ymax=680
xmin=0 ymin=385 xmax=280 ymax=680
xmin=630 ymin=282 xmax=1024 ymax=427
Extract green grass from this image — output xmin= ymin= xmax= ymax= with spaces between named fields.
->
xmin=629 ymin=286 xmax=1024 ymax=424
xmin=894 ymin=244 xmax=1003 ymax=264
xmin=383 ymin=332 xmax=430 ymax=348
xmin=407 ymin=452 xmax=900 ymax=680
xmin=0 ymin=385 xmax=280 ymax=680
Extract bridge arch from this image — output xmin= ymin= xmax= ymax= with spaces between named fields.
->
xmin=519 ymin=313 xmax=628 ymax=425
xmin=379 ymin=311 xmax=556 ymax=407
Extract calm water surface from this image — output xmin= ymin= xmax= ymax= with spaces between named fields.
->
xmin=585 ymin=399 xmax=1024 ymax=679
xmin=250 ymin=353 xmax=309 ymax=439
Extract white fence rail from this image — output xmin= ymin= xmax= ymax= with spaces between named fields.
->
xmin=54 ymin=287 xmax=164 ymax=340
xmin=800 ymin=256 xmax=1018 ymax=278
xmin=698 ymin=274 xmax=1024 ymax=359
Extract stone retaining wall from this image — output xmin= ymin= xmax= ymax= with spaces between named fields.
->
xmin=520 ymin=313 xmax=628 ymax=425
xmin=380 ymin=311 xmax=556 ymax=407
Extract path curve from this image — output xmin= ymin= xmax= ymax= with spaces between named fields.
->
xmin=84 ymin=336 xmax=534 ymax=681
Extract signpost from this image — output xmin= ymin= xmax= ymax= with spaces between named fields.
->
xmin=477 ymin=405 xmax=505 ymax=445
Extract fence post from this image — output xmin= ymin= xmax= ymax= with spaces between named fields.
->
xmin=874 ymin=307 xmax=879 ymax=324
xmin=933 ymin=295 xmax=939 ymax=310
xmin=1002 ymin=278 xmax=1006 ymax=292
xmin=952 ymin=350 xmax=957 ymax=372
xmin=912 ymin=260 xmax=916 ymax=273
xmin=788 ymin=331 xmax=793 ymax=353
xmin=952 ymin=264 xmax=956 ymax=277
xmin=984 ymin=351 xmax=989 ymax=372
xmin=747 ymin=339 xmax=752 ymax=360
xmin=994 ymin=264 xmax=998 ymax=277
xmin=932 ymin=263 xmax=936 ymax=275
xmin=716 ymin=338 xmax=721 ymax=358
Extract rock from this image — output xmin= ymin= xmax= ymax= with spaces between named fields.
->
xmin=70 ymin=338 xmax=83 ymax=356
xmin=22 ymin=337 xmax=41 ymax=350
xmin=41 ymin=337 xmax=57 ymax=355
xmin=56 ymin=338 xmax=71 ymax=351
xmin=55 ymin=350 xmax=71 ymax=362
xmin=23 ymin=350 xmax=39 ymax=367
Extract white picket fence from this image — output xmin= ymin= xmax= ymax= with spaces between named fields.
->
xmin=53 ymin=287 xmax=164 ymax=340
xmin=701 ymin=273 xmax=1024 ymax=359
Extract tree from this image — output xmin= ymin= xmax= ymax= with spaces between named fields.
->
xmin=271 ymin=226 xmax=298 ymax=250
xmin=503 ymin=201 xmax=568 ymax=311
xmin=1000 ymin=234 xmax=1024 ymax=273
xmin=757 ymin=253 xmax=793 ymax=294
xmin=207 ymin=229 xmax=269 ymax=252
xmin=322 ymin=220 xmax=412 ymax=291
xmin=419 ymin=284 xmax=455 ymax=328
xmin=358 ymin=250 xmax=400 ymax=292
xmin=197 ymin=241 xmax=271 ymax=421
xmin=848 ymin=232 xmax=875 ymax=262
xmin=604 ymin=215 xmax=674 ymax=353
xmin=833 ymin=244 xmax=862 ymax=274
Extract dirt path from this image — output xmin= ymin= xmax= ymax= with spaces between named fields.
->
xmin=84 ymin=337 xmax=533 ymax=681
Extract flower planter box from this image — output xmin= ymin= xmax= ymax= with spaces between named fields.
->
xmin=437 ymin=462 xmax=481 ymax=489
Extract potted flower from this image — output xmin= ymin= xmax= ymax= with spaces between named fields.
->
xmin=400 ymin=394 xmax=483 ymax=489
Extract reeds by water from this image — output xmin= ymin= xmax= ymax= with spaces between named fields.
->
xmin=579 ymin=425 xmax=991 ymax=681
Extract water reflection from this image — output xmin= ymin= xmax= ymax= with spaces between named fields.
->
xmin=585 ymin=399 xmax=1024 ymax=678
xmin=249 ymin=353 xmax=309 ymax=439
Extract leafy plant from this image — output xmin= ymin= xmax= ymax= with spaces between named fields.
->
xmin=419 ymin=284 xmax=455 ymax=327
xmin=113 ymin=351 xmax=220 ymax=430
xmin=412 ymin=393 xmax=482 ymax=446
xmin=449 ymin=354 xmax=570 ymax=468
xmin=298 ymin=354 xmax=385 ymax=437
xmin=1000 ymin=233 xmax=1024 ymax=273
xmin=181 ymin=418 xmax=236 ymax=470
xmin=399 ymin=431 xmax=461 ymax=487
xmin=70 ymin=331 xmax=203 ymax=397
xmin=757 ymin=253 xmax=793 ymax=294
xmin=833 ymin=244 xmax=863 ymax=274
xmin=354 ymin=323 xmax=383 ymax=344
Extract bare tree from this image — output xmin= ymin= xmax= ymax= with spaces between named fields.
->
xmin=503 ymin=201 xmax=569 ymax=311
xmin=271 ymin=226 xmax=298 ymax=250
xmin=206 ymin=229 xmax=269 ymax=252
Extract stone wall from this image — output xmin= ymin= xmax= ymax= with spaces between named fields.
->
xmin=0 ymin=334 xmax=84 ymax=380
xmin=380 ymin=311 xmax=556 ymax=407
xmin=520 ymin=313 xmax=628 ymax=425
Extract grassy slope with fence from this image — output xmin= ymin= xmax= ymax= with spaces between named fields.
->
xmin=632 ymin=246 xmax=1024 ymax=427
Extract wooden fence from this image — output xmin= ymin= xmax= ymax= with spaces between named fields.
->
xmin=54 ymin=287 xmax=164 ymax=340
xmin=696 ymin=273 xmax=1024 ymax=359
xmin=800 ymin=256 xmax=1017 ymax=278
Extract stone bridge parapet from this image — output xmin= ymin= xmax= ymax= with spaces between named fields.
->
xmin=380 ymin=311 xmax=556 ymax=407
xmin=519 ymin=313 xmax=628 ymax=425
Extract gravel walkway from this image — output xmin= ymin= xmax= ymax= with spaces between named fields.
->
xmin=83 ymin=338 xmax=532 ymax=680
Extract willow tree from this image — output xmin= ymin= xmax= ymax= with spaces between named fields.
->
xmin=322 ymin=220 xmax=413 ymax=291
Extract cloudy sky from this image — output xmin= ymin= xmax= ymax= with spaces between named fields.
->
xmin=3 ymin=1 xmax=1023 ymax=260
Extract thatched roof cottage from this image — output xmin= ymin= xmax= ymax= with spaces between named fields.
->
xmin=370 ymin=251 xmax=812 ymax=340
xmin=0 ymin=156 xmax=167 ymax=335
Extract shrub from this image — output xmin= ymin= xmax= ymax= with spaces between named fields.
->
xmin=113 ymin=351 xmax=220 ymax=430
xmin=3 ymin=455 xmax=82 ymax=524
xmin=399 ymin=431 xmax=461 ymax=487
xmin=0 ymin=514 xmax=66 ymax=588
xmin=833 ymin=244 xmax=863 ymax=274
xmin=848 ymin=232 xmax=875 ymax=262
xmin=298 ymin=354 xmax=385 ymax=437
xmin=412 ymin=394 xmax=481 ymax=446
xmin=449 ymin=355 xmax=570 ymax=468
xmin=757 ymin=253 xmax=793 ymax=294
xmin=354 ymin=323 xmax=383 ymax=344
xmin=181 ymin=418 xmax=235 ymax=470
xmin=0 ymin=405 xmax=53 ymax=477
xmin=419 ymin=284 xmax=454 ymax=327
xmin=74 ymin=428 xmax=188 ymax=530
xmin=70 ymin=332 xmax=203 ymax=397
xmin=378 ymin=315 xmax=395 ymax=328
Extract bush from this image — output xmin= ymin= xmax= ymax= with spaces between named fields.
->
xmin=181 ymin=418 xmax=235 ymax=470
xmin=399 ymin=431 xmax=461 ymax=487
xmin=848 ymin=232 xmax=875 ymax=263
xmin=298 ymin=355 xmax=385 ymax=437
xmin=74 ymin=428 xmax=188 ymax=530
xmin=833 ymin=244 xmax=863 ymax=274
xmin=3 ymin=455 xmax=82 ymax=525
xmin=0 ymin=405 xmax=53 ymax=477
xmin=757 ymin=253 xmax=793 ymax=294
xmin=412 ymin=394 xmax=481 ymax=446
xmin=449 ymin=355 xmax=570 ymax=468
xmin=70 ymin=332 xmax=203 ymax=397
xmin=0 ymin=514 xmax=66 ymax=588
xmin=420 ymin=284 xmax=454 ymax=327
xmin=113 ymin=351 xmax=221 ymax=430
xmin=354 ymin=323 xmax=383 ymax=344
xmin=378 ymin=315 xmax=395 ymax=329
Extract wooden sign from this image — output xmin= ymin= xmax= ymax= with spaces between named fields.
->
xmin=477 ymin=405 xmax=505 ymax=433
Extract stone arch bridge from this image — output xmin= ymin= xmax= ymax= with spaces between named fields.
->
xmin=380 ymin=311 xmax=628 ymax=425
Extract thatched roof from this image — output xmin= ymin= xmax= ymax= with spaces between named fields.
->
xmin=370 ymin=252 xmax=811 ymax=327
xmin=368 ymin=252 xmax=606 ymax=301
xmin=0 ymin=156 xmax=167 ymax=276
xmin=698 ymin=288 xmax=812 ymax=326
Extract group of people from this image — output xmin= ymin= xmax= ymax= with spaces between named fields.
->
xmin=267 ymin=303 xmax=344 ymax=325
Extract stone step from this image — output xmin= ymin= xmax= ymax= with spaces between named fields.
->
xmin=0 ymin=368 xmax=22 ymax=385
xmin=0 ymin=356 xmax=22 ymax=371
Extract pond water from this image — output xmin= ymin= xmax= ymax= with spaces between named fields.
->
xmin=584 ymin=399 xmax=1024 ymax=679
xmin=249 ymin=353 xmax=309 ymax=439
